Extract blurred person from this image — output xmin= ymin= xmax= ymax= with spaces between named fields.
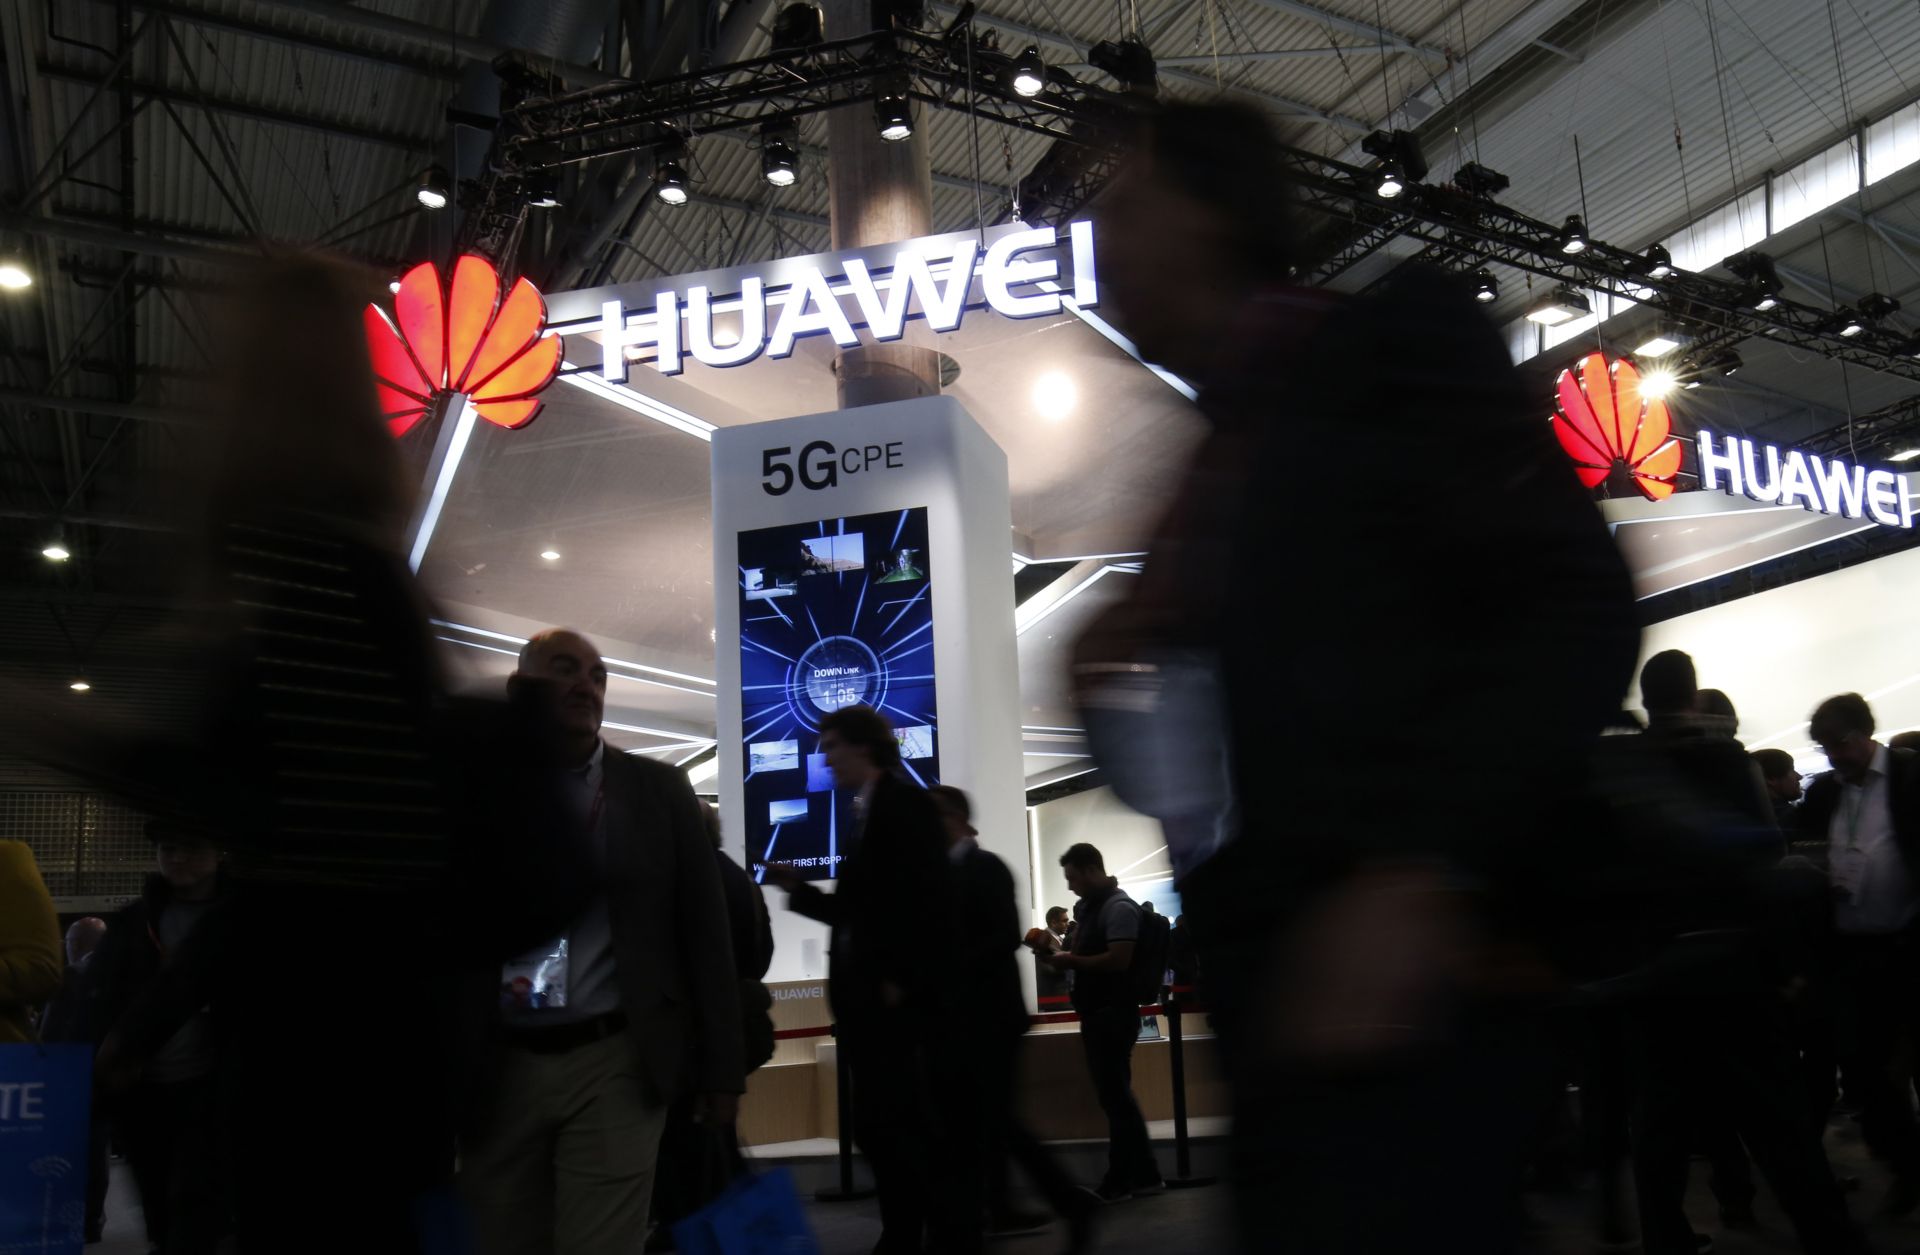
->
xmin=1754 ymin=749 xmax=1807 ymax=834
xmin=930 ymin=786 xmax=1095 ymax=1252
xmin=1168 ymin=914 xmax=1199 ymax=992
xmin=84 ymin=823 xmax=229 ymax=1255
xmin=763 ymin=706 xmax=950 ymax=1255
xmin=39 ymin=915 xmax=109 ymax=1242
xmin=1077 ymin=100 xmax=1646 ymax=1253
xmin=1798 ymin=693 xmax=1920 ymax=1216
xmin=647 ymin=805 xmax=775 ymax=1251
xmin=1033 ymin=906 xmax=1072 ymax=1004
xmin=0 ymin=839 xmax=62 ymax=1043
xmin=462 ymin=629 xmax=745 ymax=1255
xmin=1040 ymin=843 xmax=1162 ymax=1202
xmin=1888 ymin=731 xmax=1920 ymax=753
xmin=0 ymin=255 xmax=596 ymax=1255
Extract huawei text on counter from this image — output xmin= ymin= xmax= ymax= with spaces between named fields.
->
xmin=761 ymin=441 xmax=904 ymax=496
xmin=1696 ymin=429 xmax=1914 ymax=529
xmin=599 ymin=221 xmax=1097 ymax=379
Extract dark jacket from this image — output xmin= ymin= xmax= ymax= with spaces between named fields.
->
xmin=1797 ymin=745 xmax=1920 ymax=879
xmin=949 ymin=841 xmax=1028 ymax=1038
xmin=37 ymin=963 xmax=90 ymax=1044
xmin=81 ymin=873 xmax=221 ymax=1051
xmin=786 ymin=772 xmax=949 ymax=1026
xmin=717 ymin=849 xmax=774 ymax=982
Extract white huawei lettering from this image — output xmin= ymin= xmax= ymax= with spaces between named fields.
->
xmin=1696 ymin=429 xmax=1912 ymax=529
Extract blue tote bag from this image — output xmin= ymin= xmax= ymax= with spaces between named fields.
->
xmin=0 ymin=1043 xmax=93 ymax=1255
xmin=669 ymin=1167 xmax=819 ymax=1255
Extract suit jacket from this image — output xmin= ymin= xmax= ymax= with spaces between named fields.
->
xmin=598 ymin=746 xmax=747 ymax=1097
xmin=786 ymin=772 xmax=949 ymax=1026
xmin=1797 ymin=745 xmax=1920 ymax=881
xmin=950 ymin=842 xmax=1029 ymax=1038
xmin=717 ymin=850 xmax=774 ymax=982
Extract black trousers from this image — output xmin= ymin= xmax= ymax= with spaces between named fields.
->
xmin=844 ymin=1011 xmax=941 ymax=1255
xmin=117 ymin=1076 xmax=225 ymax=1255
xmin=1627 ymin=999 xmax=1868 ymax=1255
xmin=1077 ymin=1005 xmax=1159 ymax=1190
xmin=1830 ymin=934 xmax=1920 ymax=1176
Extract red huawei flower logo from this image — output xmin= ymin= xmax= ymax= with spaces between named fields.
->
xmin=364 ymin=255 xmax=562 ymax=438
xmin=1551 ymin=352 xmax=1683 ymax=501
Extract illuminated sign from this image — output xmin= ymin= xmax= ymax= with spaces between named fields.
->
xmin=598 ymin=221 xmax=1097 ymax=379
xmin=1697 ymin=430 xmax=1912 ymax=529
xmin=365 ymin=254 xmax=562 ymax=436
xmin=1551 ymin=353 xmax=1683 ymax=501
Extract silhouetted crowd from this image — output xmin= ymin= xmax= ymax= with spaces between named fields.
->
xmin=5 ymin=95 xmax=1919 ymax=1255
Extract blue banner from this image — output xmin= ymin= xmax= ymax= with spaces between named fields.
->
xmin=0 ymin=1044 xmax=92 ymax=1255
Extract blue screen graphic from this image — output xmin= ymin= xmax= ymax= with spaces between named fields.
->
xmin=738 ymin=507 xmax=938 ymax=880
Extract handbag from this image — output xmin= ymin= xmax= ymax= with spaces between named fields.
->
xmin=669 ymin=1166 xmax=820 ymax=1255
xmin=0 ymin=1042 xmax=94 ymax=1255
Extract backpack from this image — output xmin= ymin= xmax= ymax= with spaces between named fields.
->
xmin=1129 ymin=907 xmax=1173 ymax=1005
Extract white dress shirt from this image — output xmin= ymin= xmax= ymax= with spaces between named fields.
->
xmin=1830 ymin=743 xmax=1916 ymax=935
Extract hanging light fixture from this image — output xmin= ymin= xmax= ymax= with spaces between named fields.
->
xmin=526 ymin=170 xmax=562 ymax=209
xmin=759 ymin=121 xmax=798 ymax=188
xmin=416 ymin=166 xmax=450 ymax=210
xmin=0 ymin=259 xmax=33 ymax=290
xmin=1011 ymin=46 xmax=1047 ymax=97
xmin=1557 ymin=215 xmax=1588 ymax=255
xmin=874 ymin=77 xmax=914 ymax=142
xmin=1525 ymin=285 xmax=1591 ymax=326
xmin=654 ymin=146 xmax=690 ymax=206
xmin=1472 ymin=270 xmax=1499 ymax=304
xmin=1642 ymin=244 xmax=1674 ymax=279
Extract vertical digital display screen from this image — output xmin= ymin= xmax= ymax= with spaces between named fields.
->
xmin=738 ymin=507 xmax=939 ymax=880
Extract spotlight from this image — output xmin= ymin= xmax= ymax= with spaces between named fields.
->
xmin=760 ymin=122 xmax=798 ymax=187
xmin=1642 ymin=244 xmax=1674 ymax=279
xmin=1640 ymin=368 xmax=1679 ymax=400
xmin=1727 ymin=251 xmax=1782 ymax=311
xmin=1011 ymin=46 xmax=1046 ymax=97
xmin=769 ymin=1 xmax=825 ymax=51
xmin=1861 ymin=292 xmax=1903 ymax=322
xmin=1362 ymin=130 xmax=1427 ymax=198
xmin=1472 ymin=270 xmax=1499 ymax=304
xmin=1452 ymin=161 xmax=1509 ymax=198
xmin=388 ymin=278 xmax=403 ymax=294
xmin=41 ymin=544 xmax=70 ymax=562
xmin=1835 ymin=308 xmax=1866 ymax=338
xmin=0 ymin=260 xmax=32 ymax=290
xmin=416 ymin=166 xmax=450 ymax=210
xmin=540 ymin=549 xmax=561 ymax=562
xmin=1525 ymin=285 xmax=1591 ymax=326
xmin=1711 ymin=349 xmax=1743 ymax=377
xmin=874 ymin=80 xmax=914 ymax=142
xmin=69 ymin=680 xmax=90 ymax=693
xmin=654 ymin=147 xmax=690 ymax=206
xmin=1890 ymin=448 xmax=1920 ymax=462
xmin=1087 ymin=38 xmax=1156 ymax=91
xmin=1557 ymin=215 xmax=1588 ymax=255
xmin=527 ymin=170 xmax=562 ymax=209
xmin=1633 ymin=328 xmax=1686 ymax=357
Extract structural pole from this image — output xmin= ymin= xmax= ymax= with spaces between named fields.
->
xmin=822 ymin=0 xmax=942 ymax=408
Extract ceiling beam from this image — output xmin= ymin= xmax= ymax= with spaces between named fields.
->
xmin=1238 ymin=0 xmax=1448 ymax=62
xmin=88 ymin=0 xmax=458 ymax=79
xmin=0 ymin=390 xmax=197 ymax=424
xmin=37 ymin=61 xmax=438 ymax=152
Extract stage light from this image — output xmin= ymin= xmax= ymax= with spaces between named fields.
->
xmin=1087 ymin=38 xmax=1156 ymax=90
xmin=1363 ymin=130 xmax=1427 ymax=200
xmin=1712 ymin=349 xmax=1743 ymax=376
xmin=1890 ymin=448 xmax=1920 ymax=462
xmin=875 ymin=85 xmax=914 ymax=142
xmin=1557 ymin=215 xmax=1588 ymax=255
xmin=1453 ymin=161 xmax=1509 ymax=198
xmin=41 ymin=544 xmax=69 ymax=562
xmin=540 ymin=549 xmax=561 ymax=562
xmin=1727 ymin=251 xmax=1782 ymax=311
xmin=1472 ymin=270 xmax=1498 ymax=303
xmin=1012 ymin=46 xmax=1046 ymax=97
xmin=1836 ymin=308 xmax=1866 ymax=338
xmin=388 ymin=278 xmax=403 ymax=294
xmin=1862 ymin=292 xmax=1903 ymax=322
xmin=527 ymin=171 xmax=562 ymax=209
xmin=654 ymin=148 xmax=690 ymax=206
xmin=1525 ymin=286 xmax=1591 ymax=326
xmin=1634 ymin=332 xmax=1685 ymax=357
xmin=760 ymin=122 xmax=798 ymax=187
xmin=770 ymin=2 xmax=825 ymax=51
xmin=0 ymin=261 xmax=33 ymax=290
xmin=417 ymin=166 xmax=450 ymax=210
xmin=1640 ymin=368 xmax=1679 ymax=400
xmin=1375 ymin=163 xmax=1406 ymax=199
xmin=1642 ymin=244 xmax=1675 ymax=279
xmin=68 ymin=680 xmax=90 ymax=693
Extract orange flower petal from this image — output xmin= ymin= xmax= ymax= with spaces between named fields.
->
xmin=376 ymin=380 xmax=428 ymax=417
xmin=447 ymin=255 xmax=501 ymax=392
xmin=463 ymin=277 xmax=545 ymax=393
xmin=1580 ymin=354 xmax=1623 ymax=458
xmin=470 ymin=333 xmax=561 ymax=402
xmin=1611 ymin=358 xmax=1649 ymax=462
xmin=388 ymin=412 xmax=427 ymax=438
xmin=1553 ymin=368 xmax=1615 ymax=467
xmin=1632 ymin=439 xmax=1684 ymax=500
xmin=476 ymin=397 xmax=542 ymax=429
xmin=1631 ymin=397 xmax=1674 ymax=466
xmin=363 ymin=306 xmax=431 ymax=398
xmin=396 ymin=262 xmax=447 ymax=390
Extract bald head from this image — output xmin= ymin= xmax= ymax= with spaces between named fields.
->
xmin=66 ymin=917 xmax=106 ymax=967
xmin=512 ymin=628 xmax=607 ymax=761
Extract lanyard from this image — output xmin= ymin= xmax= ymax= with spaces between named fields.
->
xmin=1845 ymin=778 xmax=1871 ymax=851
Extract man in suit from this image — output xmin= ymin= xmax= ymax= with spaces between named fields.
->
xmin=1800 ymin=692 xmax=1920 ymax=1215
xmin=461 ymin=628 xmax=745 ymax=1255
xmin=929 ymin=786 xmax=1094 ymax=1253
xmin=765 ymin=705 xmax=950 ymax=1255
